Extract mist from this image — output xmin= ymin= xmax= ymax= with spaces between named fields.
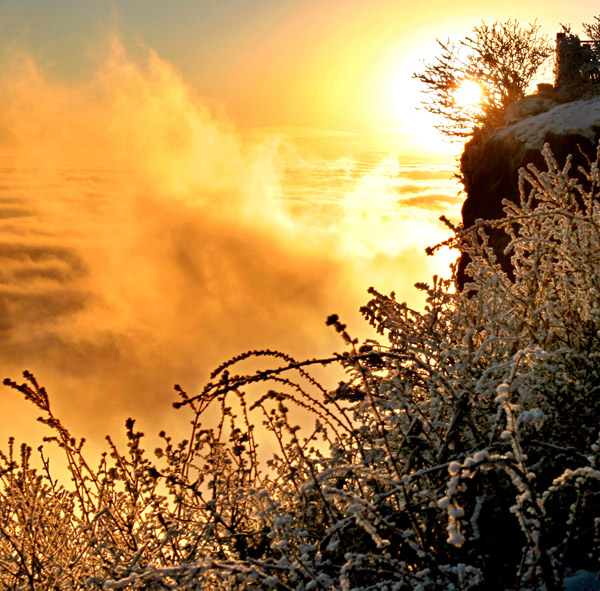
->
xmin=0 ymin=39 xmax=458 ymax=444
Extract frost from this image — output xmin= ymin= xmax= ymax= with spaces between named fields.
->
xmin=448 ymin=506 xmax=464 ymax=518
xmin=517 ymin=408 xmax=546 ymax=427
xmin=473 ymin=450 xmax=489 ymax=463
xmin=447 ymin=531 xmax=466 ymax=547
xmin=438 ymin=496 xmax=451 ymax=509
xmin=496 ymin=383 xmax=510 ymax=396
xmin=448 ymin=461 xmax=462 ymax=476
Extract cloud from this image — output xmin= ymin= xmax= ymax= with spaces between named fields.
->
xmin=395 ymin=183 xmax=429 ymax=195
xmin=400 ymin=194 xmax=464 ymax=209
xmin=401 ymin=167 xmax=456 ymax=180
xmin=0 ymin=38 xmax=458 ymax=448
xmin=0 ymin=41 xmax=339 ymax=442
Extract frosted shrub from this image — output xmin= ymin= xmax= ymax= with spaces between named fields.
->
xmin=1 ymin=144 xmax=600 ymax=589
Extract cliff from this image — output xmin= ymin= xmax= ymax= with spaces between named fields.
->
xmin=457 ymin=96 xmax=600 ymax=288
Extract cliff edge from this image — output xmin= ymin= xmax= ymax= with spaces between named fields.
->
xmin=457 ymin=96 xmax=600 ymax=287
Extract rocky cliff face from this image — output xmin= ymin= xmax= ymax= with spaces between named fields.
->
xmin=457 ymin=97 xmax=600 ymax=288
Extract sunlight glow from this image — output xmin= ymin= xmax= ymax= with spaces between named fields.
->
xmin=454 ymin=79 xmax=483 ymax=107
xmin=389 ymin=67 xmax=453 ymax=153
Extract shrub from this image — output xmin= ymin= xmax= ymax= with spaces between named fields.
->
xmin=2 ymin=145 xmax=600 ymax=589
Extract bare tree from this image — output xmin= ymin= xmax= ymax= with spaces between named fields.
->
xmin=583 ymin=15 xmax=600 ymax=41
xmin=414 ymin=20 xmax=552 ymax=139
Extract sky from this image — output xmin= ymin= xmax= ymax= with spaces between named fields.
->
xmin=0 ymin=0 xmax=598 ymax=451
xmin=0 ymin=0 xmax=596 ymax=133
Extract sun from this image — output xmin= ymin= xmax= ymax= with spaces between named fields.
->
xmin=454 ymin=79 xmax=483 ymax=107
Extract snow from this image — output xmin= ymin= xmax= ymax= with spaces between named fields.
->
xmin=496 ymin=97 xmax=600 ymax=150
xmin=563 ymin=570 xmax=600 ymax=591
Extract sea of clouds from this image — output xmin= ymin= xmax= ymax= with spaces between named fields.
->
xmin=0 ymin=39 xmax=461 ymax=447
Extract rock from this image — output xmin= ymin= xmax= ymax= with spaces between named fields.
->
xmin=503 ymin=96 xmax=557 ymax=124
xmin=536 ymin=83 xmax=555 ymax=99
xmin=458 ymin=97 xmax=600 ymax=288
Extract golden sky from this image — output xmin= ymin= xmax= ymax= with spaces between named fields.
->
xmin=0 ymin=0 xmax=595 ymax=133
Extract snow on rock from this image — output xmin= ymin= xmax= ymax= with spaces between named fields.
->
xmin=563 ymin=570 xmax=600 ymax=591
xmin=497 ymin=97 xmax=600 ymax=150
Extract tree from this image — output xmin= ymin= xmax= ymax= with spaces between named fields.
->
xmin=583 ymin=15 xmax=600 ymax=41
xmin=414 ymin=20 xmax=553 ymax=139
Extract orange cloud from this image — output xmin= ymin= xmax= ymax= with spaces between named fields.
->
xmin=0 ymin=38 xmax=458 ymax=452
